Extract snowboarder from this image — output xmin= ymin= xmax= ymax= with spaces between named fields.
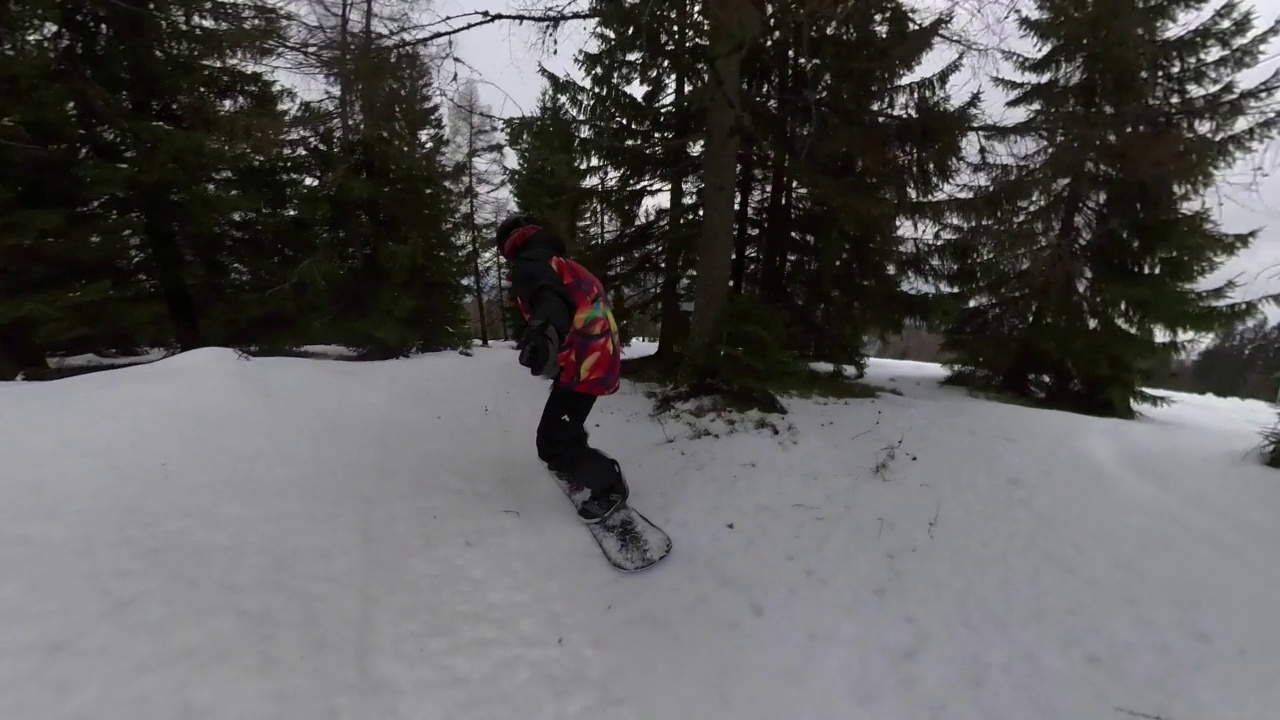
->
xmin=496 ymin=214 xmax=628 ymax=523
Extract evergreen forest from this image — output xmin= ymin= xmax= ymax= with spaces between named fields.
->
xmin=6 ymin=0 xmax=1280 ymax=452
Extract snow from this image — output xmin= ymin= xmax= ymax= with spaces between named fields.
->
xmin=2 ymin=343 xmax=1279 ymax=720
xmin=44 ymin=348 xmax=171 ymax=369
xmin=39 ymin=344 xmax=360 ymax=372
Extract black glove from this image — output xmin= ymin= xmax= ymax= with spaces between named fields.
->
xmin=517 ymin=322 xmax=560 ymax=379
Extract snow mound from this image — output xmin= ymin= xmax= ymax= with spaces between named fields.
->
xmin=1 ymin=346 xmax=1279 ymax=720
xmin=150 ymin=346 xmax=248 ymax=369
xmin=45 ymin=348 xmax=170 ymax=370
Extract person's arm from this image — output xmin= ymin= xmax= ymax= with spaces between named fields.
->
xmin=509 ymin=247 xmax=572 ymax=342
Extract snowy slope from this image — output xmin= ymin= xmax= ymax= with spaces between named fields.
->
xmin=2 ymin=343 xmax=1279 ymax=720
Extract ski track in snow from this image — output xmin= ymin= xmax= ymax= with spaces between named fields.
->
xmin=1 ymin=343 xmax=1279 ymax=719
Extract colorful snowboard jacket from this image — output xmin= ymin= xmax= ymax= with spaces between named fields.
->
xmin=503 ymin=224 xmax=621 ymax=396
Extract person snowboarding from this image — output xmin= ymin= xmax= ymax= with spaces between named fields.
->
xmin=496 ymin=214 xmax=628 ymax=523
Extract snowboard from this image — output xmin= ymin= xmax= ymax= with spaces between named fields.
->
xmin=550 ymin=474 xmax=672 ymax=573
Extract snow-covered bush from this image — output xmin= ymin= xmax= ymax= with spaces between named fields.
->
xmin=1263 ymin=412 xmax=1280 ymax=468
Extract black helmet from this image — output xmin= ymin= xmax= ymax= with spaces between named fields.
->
xmin=496 ymin=213 xmax=535 ymax=256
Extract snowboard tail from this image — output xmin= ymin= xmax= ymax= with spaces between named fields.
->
xmin=550 ymin=474 xmax=672 ymax=572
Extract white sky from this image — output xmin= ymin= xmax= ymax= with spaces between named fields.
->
xmin=433 ymin=0 xmax=1280 ymax=314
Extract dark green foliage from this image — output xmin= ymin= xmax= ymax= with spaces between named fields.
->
xmin=288 ymin=50 xmax=470 ymax=356
xmin=744 ymin=1 xmax=977 ymax=373
xmin=938 ymin=0 xmax=1280 ymax=418
xmin=623 ymin=293 xmax=879 ymax=413
xmin=59 ymin=0 xmax=293 ymax=351
xmin=1 ymin=0 xmax=275 ymax=372
xmin=9 ymin=0 xmax=1280 ymax=450
xmin=1184 ymin=314 xmax=1280 ymax=400
xmin=280 ymin=26 xmax=471 ymax=357
xmin=0 ymin=0 xmax=118 ymax=375
xmin=541 ymin=0 xmax=705 ymax=358
xmin=0 ymin=0 xmax=471 ymax=374
xmin=699 ymin=293 xmax=804 ymax=389
xmin=506 ymin=88 xmax=588 ymax=249
xmin=526 ymin=0 xmax=977 ymax=402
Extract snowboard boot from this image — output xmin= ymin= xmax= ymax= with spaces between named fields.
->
xmin=576 ymin=457 xmax=629 ymax=524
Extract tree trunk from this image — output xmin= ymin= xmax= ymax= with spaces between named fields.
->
xmin=496 ymin=262 xmax=509 ymax=341
xmin=759 ymin=22 xmax=794 ymax=307
xmin=685 ymin=0 xmax=761 ymax=379
xmin=759 ymin=158 xmax=789 ymax=303
xmin=0 ymin=322 xmax=47 ymax=380
xmin=731 ymin=41 xmax=756 ymax=296
xmin=337 ymin=0 xmax=353 ymax=139
xmin=470 ymin=232 xmax=489 ymax=346
xmin=731 ymin=138 xmax=753 ymax=294
xmin=146 ymin=217 xmax=203 ymax=351
xmin=656 ymin=202 xmax=687 ymax=358
xmin=656 ymin=0 xmax=691 ymax=361
xmin=465 ymin=104 xmax=489 ymax=347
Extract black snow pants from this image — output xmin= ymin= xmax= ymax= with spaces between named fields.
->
xmin=536 ymin=381 xmax=621 ymax=492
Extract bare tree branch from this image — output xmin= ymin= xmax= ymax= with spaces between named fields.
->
xmin=391 ymin=9 xmax=595 ymax=50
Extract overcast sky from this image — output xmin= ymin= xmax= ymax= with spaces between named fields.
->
xmin=432 ymin=0 xmax=1280 ymax=315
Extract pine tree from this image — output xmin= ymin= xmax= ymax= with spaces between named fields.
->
xmin=543 ymin=0 xmax=707 ymax=360
xmin=448 ymin=79 xmax=508 ymax=347
xmin=940 ymin=0 xmax=1280 ymax=417
xmin=683 ymin=0 xmax=764 ymax=382
xmin=286 ymin=0 xmax=469 ymax=356
xmin=366 ymin=47 xmax=470 ymax=354
xmin=0 ymin=0 xmax=122 ymax=376
xmin=203 ymin=109 xmax=312 ymax=350
xmin=0 ymin=0 xmax=296 ymax=373
xmin=1189 ymin=313 xmax=1280 ymax=399
xmin=506 ymin=87 xmax=588 ymax=249
xmin=743 ymin=0 xmax=978 ymax=371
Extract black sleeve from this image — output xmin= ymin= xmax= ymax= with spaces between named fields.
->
xmin=510 ymin=255 xmax=572 ymax=342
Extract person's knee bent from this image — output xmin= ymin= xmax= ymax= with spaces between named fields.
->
xmin=581 ymin=447 xmax=619 ymax=480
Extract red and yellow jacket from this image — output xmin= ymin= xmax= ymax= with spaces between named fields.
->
xmin=504 ymin=224 xmax=621 ymax=396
